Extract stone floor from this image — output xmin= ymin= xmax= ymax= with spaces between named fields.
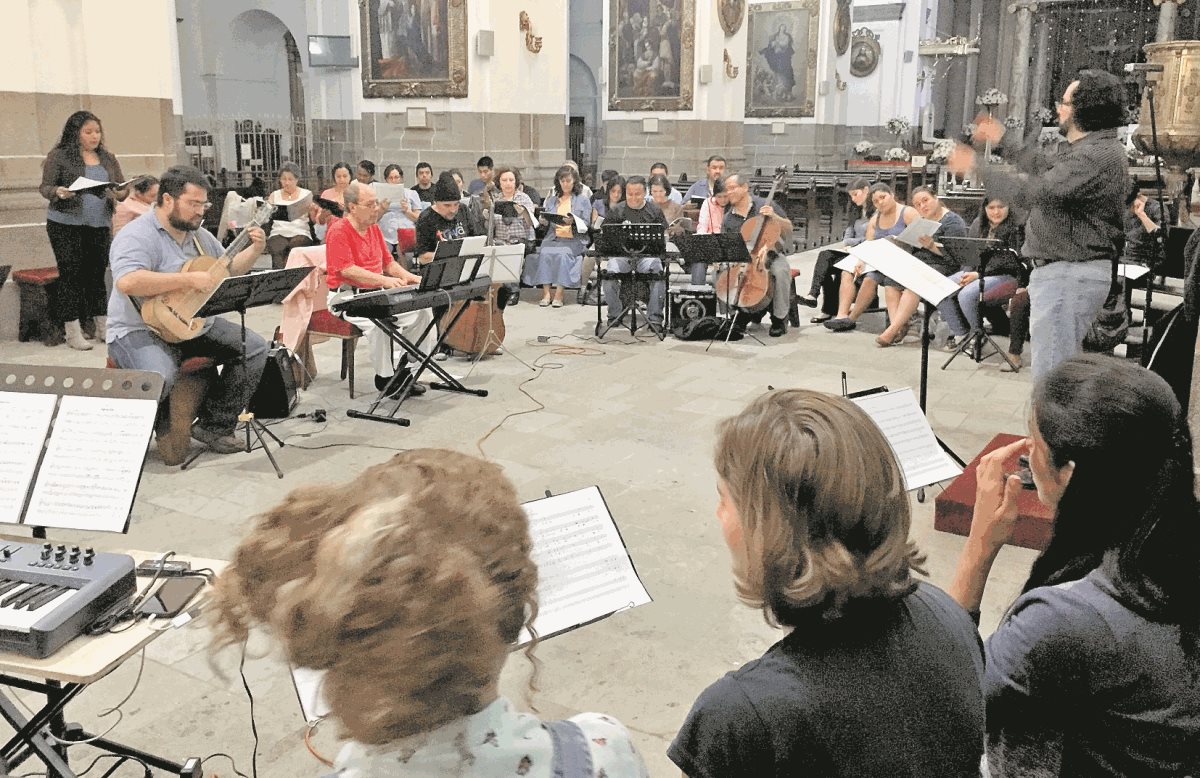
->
xmin=0 ymin=248 xmax=1042 ymax=777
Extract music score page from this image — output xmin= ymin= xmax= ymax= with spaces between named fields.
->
xmin=851 ymin=388 xmax=962 ymax=490
xmin=519 ymin=486 xmax=651 ymax=644
xmin=0 ymin=393 xmax=57 ymax=523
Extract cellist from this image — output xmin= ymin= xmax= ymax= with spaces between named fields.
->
xmin=720 ymin=173 xmax=795 ymax=337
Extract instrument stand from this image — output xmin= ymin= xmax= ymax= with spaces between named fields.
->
xmin=916 ymin=302 xmax=968 ymax=503
xmin=180 ymin=267 xmax=312 ymax=478
xmin=942 ymin=251 xmax=1021 ymax=372
xmin=672 ymin=233 xmax=753 ymax=351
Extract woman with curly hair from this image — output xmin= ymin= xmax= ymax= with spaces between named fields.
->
xmin=211 ymin=449 xmax=648 ymax=777
xmin=670 ymin=390 xmax=985 ymax=776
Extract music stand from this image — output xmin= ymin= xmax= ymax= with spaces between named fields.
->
xmin=938 ymin=238 xmax=1021 ymax=372
xmin=594 ymin=223 xmax=670 ymax=340
xmin=181 ymin=266 xmax=313 ymax=477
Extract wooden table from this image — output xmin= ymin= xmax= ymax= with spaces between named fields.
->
xmin=933 ymin=433 xmax=1054 ymax=551
xmin=0 ymin=548 xmax=224 ymax=777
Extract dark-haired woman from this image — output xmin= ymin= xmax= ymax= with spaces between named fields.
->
xmin=315 ymin=162 xmax=353 ymax=241
xmin=671 ymin=390 xmax=985 ymax=777
xmin=39 ymin=110 xmax=128 ymax=349
xmin=524 ymin=165 xmax=591 ymax=308
xmin=950 ymin=355 xmax=1200 ymax=776
xmin=266 ymin=162 xmax=313 ymax=270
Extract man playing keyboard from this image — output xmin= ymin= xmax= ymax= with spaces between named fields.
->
xmin=327 ymin=181 xmax=433 ymax=397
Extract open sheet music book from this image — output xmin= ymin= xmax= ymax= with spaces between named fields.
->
xmin=850 ymin=388 xmax=962 ymax=490
xmin=290 ymin=485 xmax=651 ymax=724
xmin=0 ymin=392 xmax=156 ymax=532
xmin=272 ymin=192 xmax=314 ymax=221
xmin=894 ymin=217 xmax=943 ymax=248
xmin=68 ymin=176 xmax=141 ymax=193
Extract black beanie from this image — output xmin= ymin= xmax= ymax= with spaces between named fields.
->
xmin=433 ymin=172 xmax=460 ymax=202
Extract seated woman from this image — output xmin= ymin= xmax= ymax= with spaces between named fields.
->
xmin=266 ymin=162 xmax=314 ymax=269
xmin=824 ymin=183 xmax=920 ymax=333
xmin=314 ymin=162 xmax=353 ymax=241
xmin=671 ymin=390 xmax=985 ymax=777
xmin=489 ymin=165 xmax=537 ymax=307
xmin=949 ymin=356 xmax=1200 ymax=776
xmin=689 ymin=176 xmax=730 ymax=286
xmin=802 ymin=177 xmax=871 ymax=323
xmin=378 ymin=163 xmax=421 ymax=261
xmin=525 ymin=165 xmax=591 ymax=308
xmin=592 ymin=176 xmax=625 ymax=224
xmin=211 ymin=449 xmax=649 ymax=777
xmin=937 ymin=194 xmax=1026 ymax=352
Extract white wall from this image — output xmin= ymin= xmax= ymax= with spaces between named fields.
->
xmin=0 ymin=0 xmax=178 ymax=100
xmin=352 ymin=0 xmax=569 ymax=116
xmin=841 ymin=0 xmax=930 ymax=127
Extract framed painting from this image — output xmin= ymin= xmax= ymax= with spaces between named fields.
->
xmin=608 ymin=0 xmax=696 ymax=111
xmin=745 ymin=0 xmax=821 ymax=118
xmin=359 ymin=0 xmax=468 ymax=98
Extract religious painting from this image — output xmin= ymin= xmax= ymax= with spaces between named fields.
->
xmin=745 ymin=0 xmax=820 ymax=118
xmin=359 ymin=0 xmax=468 ymax=98
xmin=833 ymin=0 xmax=851 ymax=56
xmin=717 ymin=0 xmax=745 ymax=36
xmin=849 ymin=27 xmax=881 ymax=78
xmin=608 ymin=0 xmax=696 ymax=111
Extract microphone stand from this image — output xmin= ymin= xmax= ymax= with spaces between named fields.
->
xmin=1140 ymin=74 xmax=1168 ymax=365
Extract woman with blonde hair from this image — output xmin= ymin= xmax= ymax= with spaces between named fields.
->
xmin=211 ymin=449 xmax=647 ymax=777
xmin=670 ymin=390 xmax=984 ymax=777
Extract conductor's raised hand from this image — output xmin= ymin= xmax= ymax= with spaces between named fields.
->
xmin=970 ymin=438 xmax=1028 ymax=552
xmin=946 ymin=143 xmax=976 ymax=177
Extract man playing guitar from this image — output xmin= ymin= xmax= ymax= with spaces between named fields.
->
xmin=106 ymin=165 xmax=268 ymax=455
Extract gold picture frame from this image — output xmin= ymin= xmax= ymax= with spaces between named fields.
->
xmin=745 ymin=0 xmax=821 ymax=118
xmin=359 ymin=0 xmax=469 ymax=99
xmin=608 ymin=0 xmax=696 ymax=111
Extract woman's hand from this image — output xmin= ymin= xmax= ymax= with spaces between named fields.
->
xmin=54 ymin=186 xmax=75 ymax=200
xmin=969 ymin=439 xmax=1027 ymax=553
xmin=959 ymin=272 xmax=979 ymax=286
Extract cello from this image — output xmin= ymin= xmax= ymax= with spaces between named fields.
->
xmin=714 ymin=168 xmax=789 ymax=315
xmin=440 ymin=186 xmax=507 ymax=355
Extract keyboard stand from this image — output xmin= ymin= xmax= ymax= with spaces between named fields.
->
xmin=0 ymin=547 xmax=220 ymax=778
xmin=346 ymin=299 xmax=489 ymax=427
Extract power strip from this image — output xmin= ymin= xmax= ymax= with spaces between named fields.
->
xmin=135 ymin=559 xmax=192 ymax=577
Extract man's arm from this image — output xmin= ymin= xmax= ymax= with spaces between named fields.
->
xmin=340 ymin=263 xmax=407 ymax=289
xmin=116 ymin=269 xmax=216 ymax=297
xmin=228 ymin=226 xmax=267 ymax=275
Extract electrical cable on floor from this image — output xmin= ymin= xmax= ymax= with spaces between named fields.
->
xmin=43 ymin=649 xmax=146 ymax=748
xmin=303 ymin=719 xmax=334 ymax=767
xmin=239 ymin=643 xmax=259 ymax=778
xmin=201 ymin=752 xmax=250 ymax=778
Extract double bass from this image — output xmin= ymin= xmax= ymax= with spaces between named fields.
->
xmin=714 ymin=168 xmax=789 ymax=314
xmin=440 ymin=187 xmax=508 ymax=355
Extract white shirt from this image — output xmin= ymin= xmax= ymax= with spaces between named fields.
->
xmin=332 ymin=697 xmax=648 ymax=777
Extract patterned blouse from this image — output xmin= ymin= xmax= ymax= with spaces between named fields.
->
xmin=332 ymin=697 xmax=649 ymax=777
xmin=491 ymin=190 xmax=537 ymax=245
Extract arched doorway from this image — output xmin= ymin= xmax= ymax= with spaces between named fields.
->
xmin=569 ymin=54 xmax=600 ymax=178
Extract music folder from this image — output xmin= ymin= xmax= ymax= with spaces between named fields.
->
xmin=541 ymin=211 xmax=572 ymax=226
xmin=271 ymin=192 xmax=314 ymax=222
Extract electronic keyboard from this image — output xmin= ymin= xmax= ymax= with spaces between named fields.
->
xmin=332 ymin=276 xmax=492 ymax=319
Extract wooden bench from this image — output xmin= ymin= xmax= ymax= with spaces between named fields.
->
xmin=13 ymin=267 xmax=63 ymax=346
xmin=105 ymin=355 xmax=216 ymax=466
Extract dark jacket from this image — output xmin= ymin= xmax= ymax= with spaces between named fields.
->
xmin=967 ymin=214 xmax=1027 ymax=278
xmin=39 ymin=146 xmax=126 ymax=217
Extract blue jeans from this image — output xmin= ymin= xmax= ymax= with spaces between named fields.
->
xmin=1027 ymin=260 xmax=1112 ymax=383
xmin=937 ymin=273 xmax=1020 ymax=337
xmin=108 ymin=319 xmax=269 ymax=434
xmin=605 ymin=256 xmax=666 ymax=323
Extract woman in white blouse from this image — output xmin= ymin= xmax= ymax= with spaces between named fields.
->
xmin=266 ymin=161 xmax=313 ymax=269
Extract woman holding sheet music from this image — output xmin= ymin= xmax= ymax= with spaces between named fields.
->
xmin=39 ymin=110 xmax=129 ymax=350
xmin=669 ymin=390 xmax=984 ymax=776
xmin=265 ymin=162 xmax=314 ymax=270
xmin=526 ymin=165 xmax=592 ymax=308
xmin=211 ymin=449 xmax=649 ymax=777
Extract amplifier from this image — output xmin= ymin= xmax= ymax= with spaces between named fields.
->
xmin=669 ymin=287 xmax=717 ymax=326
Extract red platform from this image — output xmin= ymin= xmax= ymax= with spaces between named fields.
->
xmin=933 ymin=433 xmax=1055 ymax=551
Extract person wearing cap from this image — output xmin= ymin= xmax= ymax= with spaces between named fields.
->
xmin=413 ymin=172 xmax=479 ymax=264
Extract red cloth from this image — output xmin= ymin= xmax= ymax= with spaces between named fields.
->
xmin=324 ymin=217 xmax=388 ymax=290
xmin=396 ymin=227 xmax=416 ymax=254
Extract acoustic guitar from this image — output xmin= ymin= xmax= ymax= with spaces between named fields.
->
xmin=140 ymin=202 xmax=274 ymax=343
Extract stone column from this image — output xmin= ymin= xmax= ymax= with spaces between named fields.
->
xmin=1007 ymin=1 xmax=1038 ymax=139
xmin=1154 ymin=0 xmax=1186 ymax=43
xmin=961 ymin=0 xmax=984 ymax=130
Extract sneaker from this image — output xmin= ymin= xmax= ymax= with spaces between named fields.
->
xmin=190 ymin=425 xmax=242 ymax=455
xmin=824 ymin=318 xmax=857 ymax=332
xmin=768 ymin=318 xmax=787 ymax=337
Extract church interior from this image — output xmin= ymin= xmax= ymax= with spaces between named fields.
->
xmin=1 ymin=0 xmax=1198 ymax=776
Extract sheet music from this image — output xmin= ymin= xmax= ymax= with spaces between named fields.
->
xmin=0 ymin=393 xmax=57 ymax=524
xmin=835 ymin=255 xmax=870 ymax=273
xmin=895 ymin=217 xmax=943 ymax=247
xmin=485 ymin=244 xmax=524 ymax=285
xmin=519 ymin=486 xmax=651 ymax=644
xmin=848 ymin=239 xmax=961 ymax=304
xmin=291 ymin=666 xmax=331 ymax=723
xmin=1119 ymin=263 xmax=1151 ymax=281
xmin=372 ymin=183 xmax=408 ymax=210
xmin=851 ymin=388 xmax=962 ymax=490
xmin=24 ymin=395 xmax=157 ymax=532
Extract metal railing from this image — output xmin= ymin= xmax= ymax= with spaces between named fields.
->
xmin=182 ymin=116 xmax=312 ymax=191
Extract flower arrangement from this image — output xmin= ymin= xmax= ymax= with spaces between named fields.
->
xmin=976 ymin=88 xmax=1008 ymax=107
xmin=963 ymin=122 xmax=977 ymax=138
xmin=1003 ymin=116 xmax=1024 ymax=130
xmin=884 ymin=147 xmax=911 ymax=162
xmin=885 ymin=117 xmax=911 ymax=137
xmin=1124 ymin=106 xmax=1142 ymax=126
xmin=930 ymin=139 xmax=956 ymax=164
xmin=854 ymin=140 xmax=875 ymax=156
xmin=1032 ymin=106 xmax=1054 ymax=125
xmin=988 ymin=153 xmax=1004 ymax=164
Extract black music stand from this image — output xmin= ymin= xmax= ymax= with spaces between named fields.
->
xmin=938 ymin=238 xmax=1021 ymax=372
xmin=181 ymin=266 xmax=313 ymax=478
xmin=593 ymin=223 xmax=670 ymax=340
xmin=342 ymin=276 xmax=493 ymax=427
xmin=675 ymin=232 xmax=751 ymax=310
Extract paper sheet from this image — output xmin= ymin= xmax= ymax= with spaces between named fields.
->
xmin=895 ymin=217 xmax=943 ymax=247
xmin=371 ymin=183 xmax=409 ymax=211
xmin=851 ymin=388 xmax=962 ymax=490
xmin=485 ymin=244 xmax=525 ymax=285
xmin=848 ymin=239 xmax=961 ymax=304
xmin=68 ymin=176 xmax=113 ymax=192
xmin=24 ymin=395 xmax=157 ymax=532
xmin=292 ymin=666 xmax=331 ymax=723
xmin=520 ymin=486 xmax=651 ymax=644
xmin=1119 ymin=263 xmax=1151 ymax=281
xmin=0 ymin=393 xmax=57 ymax=523
xmin=835 ymin=255 xmax=870 ymax=273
